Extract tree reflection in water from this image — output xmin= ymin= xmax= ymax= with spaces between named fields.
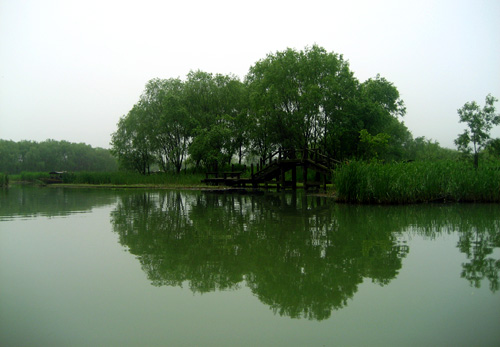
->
xmin=110 ymin=191 xmax=500 ymax=320
xmin=110 ymin=191 xmax=409 ymax=320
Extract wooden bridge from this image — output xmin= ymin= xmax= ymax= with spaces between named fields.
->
xmin=202 ymin=148 xmax=341 ymax=191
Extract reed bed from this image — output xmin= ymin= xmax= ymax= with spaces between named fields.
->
xmin=11 ymin=171 xmax=51 ymax=182
xmin=61 ymin=171 xmax=206 ymax=186
xmin=0 ymin=173 xmax=8 ymax=187
xmin=9 ymin=171 xmax=206 ymax=187
xmin=334 ymin=160 xmax=500 ymax=204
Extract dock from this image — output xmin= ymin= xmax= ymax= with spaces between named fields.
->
xmin=202 ymin=148 xmax=340 ymax=191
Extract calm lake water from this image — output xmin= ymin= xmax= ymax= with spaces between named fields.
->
xmin=1 ymin=186 xmax=499 ymax=346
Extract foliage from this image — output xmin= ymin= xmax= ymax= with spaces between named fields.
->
xmin=245 ymin=46 xmax=410 ymax=160
xmin=185 ymin=71 xmax=248 ymax=169
xmin=111 ymin=71 xmax=248 ymax=173
xmin=0 ymin=139 xmax=117 ymax=174
xmin=334 ymin=160 xmax=500 ymax=204
xmin=141 ymin=78 xmax=192 ymax=173
xmin=111 ymin=103 xmax=156 ymax=174
xmin=485 ymin=138 xmax=500 ymax=157
xmin=455 ymin=94 xmax=500 ymax=168
xmin=405 ymin=136 xmax=459 ymax=161
xmin=112 ymin=45 xmax=412 ymax=173
xmin=358 ymin=129 xmax=391 ymax=160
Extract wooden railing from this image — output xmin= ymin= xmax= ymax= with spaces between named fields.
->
xmin=256 ymin=148 xmax=340 ymax=170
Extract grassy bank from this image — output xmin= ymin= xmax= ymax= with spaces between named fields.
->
xmin=10 ymin=171 xmax=206 ymax=187
xmin=334 ymin=160 xmax=500 ymax=204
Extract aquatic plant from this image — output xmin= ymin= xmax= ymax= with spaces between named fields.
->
xmin=61 ymin=171 xmax=206 ymax=186
xmin=0 ymin=172 xmax=8 ymax=187
xmin=334 ymin=160 xmax=500 ymax=204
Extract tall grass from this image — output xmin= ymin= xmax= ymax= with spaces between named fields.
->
xmin=0 ymin=172 xmax=8 ymax=187
xmin=10 ymin=172 xmax=50 ymax=182
xmin=9 ymin=171 xmax=206 ymax=187
xmin=334 ymin=160 xmax=500 ymax=204
xmin=61 ymin=171 xmax=206 ymax=186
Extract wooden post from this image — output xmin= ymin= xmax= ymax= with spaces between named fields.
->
xmin=292 ymin=165 xmax=297 ymax=190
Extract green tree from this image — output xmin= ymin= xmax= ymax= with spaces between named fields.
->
xmin=111 ymin=103 xmax=155 ymax=174
xmin=455 ymin=94 xmax=499 ymax=168
xmin=355 ymin=75 xmax=409 ymax=160
xmin=188 ymin=121 xmax=233 ymax=170
xmin=245 ymin=45 xmax=407 ymax=161
xmin=139 ymin=78 xmax=193 ymax=173
xmin=246 ymin=45 xmax=358 ymax=156
xmin=185 ymin=71 xmax=247 ymax=169
xmin=358 ymin=129 xmax=391 ymax=160
xmin=485 ymin=138 xmax=500 ymax=158
xmin=406 ymin=136 xmax=459 ymax=162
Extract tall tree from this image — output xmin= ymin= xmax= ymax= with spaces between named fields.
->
xmin=455 ymin=94 xmax=499 ymax=168
xmin=245 ymin=45 xmax=407 ymax=161
xmin=246 ymin=45 xmax=356 ymax=153
xmin=140 ymin=78 xmax=193 ymax=173
xmin=111 ymin=103 xmax=155 ymax=174
xmin=185 ymin=71 xmax=247 ymax=169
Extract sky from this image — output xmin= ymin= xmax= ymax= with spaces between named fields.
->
xmin=1 ymin=0 xmax=499 ymax=150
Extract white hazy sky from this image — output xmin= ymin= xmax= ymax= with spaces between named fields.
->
xmin=1 ymin=0 xmax=499 ymax=149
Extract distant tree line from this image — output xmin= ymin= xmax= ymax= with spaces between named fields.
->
xmin=0 ymin=139 xmax=118 ymax=174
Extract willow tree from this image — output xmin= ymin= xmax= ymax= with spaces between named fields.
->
xmin=185 ymin=70 xmax=248 ymax=169
xmin=246 ymin=45 xmax=408 ymax=161
xmin=246 ymin=45 xmax=358 ymax=155
xmin=111 ymin=103 xmax=155 ymax=174
xmin=139 ymin=78 xmax=193 ymax=173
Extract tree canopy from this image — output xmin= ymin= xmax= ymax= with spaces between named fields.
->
xmin=111 ymin=45 xmax=417 ymax=173
xmin=455 ymin=94 xmax=499 ymax=168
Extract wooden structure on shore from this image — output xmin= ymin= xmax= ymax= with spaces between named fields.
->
xmin=202 ymin=149 xmax=341 ymax=191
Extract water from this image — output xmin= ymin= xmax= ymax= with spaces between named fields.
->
xmin=1 ymin=186 xmax=499 ymax=346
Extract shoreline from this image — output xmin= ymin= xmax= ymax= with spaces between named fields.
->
xmin=9 ymin=181 xmax=336 ymax=197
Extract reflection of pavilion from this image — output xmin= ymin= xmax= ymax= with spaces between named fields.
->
xmin=111 ymin=190 xmax=410 ymax=320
